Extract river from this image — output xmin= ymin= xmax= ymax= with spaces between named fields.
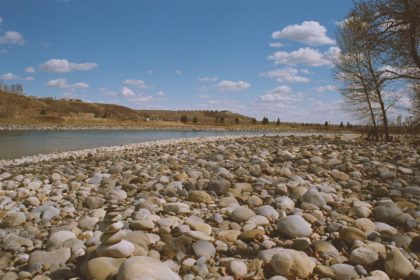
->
xmin=0 ymin=129 xmax=289 ymax=159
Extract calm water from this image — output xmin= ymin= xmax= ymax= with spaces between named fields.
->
xmin=0 ymin=130 xmax=280 ymax=160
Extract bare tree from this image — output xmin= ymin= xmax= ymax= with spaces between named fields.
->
xmin=365 ymin=0 xmax=420 ymax=76
xmin=335 ymin=12 xmax=379 ymax=140
xmin=335 ymin=5 xmax=402 ymax=141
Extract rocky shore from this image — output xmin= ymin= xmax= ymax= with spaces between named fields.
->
xmin=0 ymin=135 xmax=419 ymax=280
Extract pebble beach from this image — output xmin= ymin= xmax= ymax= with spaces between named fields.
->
xmin=0 ymin=134 xmax=419 ymax=280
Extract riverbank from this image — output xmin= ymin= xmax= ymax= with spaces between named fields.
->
xmin=0 ymin=135 xmax=418 ymax=279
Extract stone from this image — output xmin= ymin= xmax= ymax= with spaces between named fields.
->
xmin=275 ymin=196 xmax=295 ymax=211
xmin=47 ymin=230 xmax=77 ymax=248
xmin=229 ymin=206 xmax=255 ymax=223
xmin=130 ymin=220 xmax=154 ymax=231
xmin=41 ymin=206 xmax=60 ymax=220
xmin=269 ymin=249 xmax=316 ymax=278
xmin=0 ymin=252 xmax=11 ymax=270
xmin=207 ymin=179 xmax=231 ymax=195
xmin=409 ymin=270 xmax=420 ymax=280
xmin=217 ymin=230 xmax=241 ymax=243
xmin=78 ymin=216 xmax=99 ymax=231
xmin=373 ymin=202 xmax=402 ymax=224
xmin=312 ymin=240 xmax=339 ymax=258
xmin=117 ymin=256 xmax=181 ymax=280
xmin=331 ymin=264 xmax=359 ymax=280
xmin=229 ymin=260 xmax=247 ymax=277
xmin=2 ymin=233 xmax=33 ymax=251
xmin=100 ymin=230 xmax=126 ymax=245
xmin=339 ymin=227 xmax=367 ymax=245
xmin=384 ymin=249 xmax=415 ymax=279
xmin=350 ymin=247 xmax=378 ymax=266
xmin=277 ymin=215 xmax=312 ymax=238
xmin=300 ymin=187 xmax=327 ymax=208
xmin=192 ymin=240 xmax=215 ymax=259
xmin=85 ymin=257 xmax=126 ymax=280
xmin=332 ymin=169 xmax=350 ymax=181
xmin=97 ymin=240 xmax=135 ymax=258
xmin=186 ymin=231 xmax=215 ymax=242
xmin=238 ymin=229 xmax=265 ymax=242
xmin=84 ymin=196 xmax=106 ymax=209
xmin=187 ymin=191 xmax=213 ymax=203
xmin=162 ymin=202 xmax=190 ymax=214
xmin=28 ymin=248 xmax=71 ymax=270
xmin=254 ymin=205 xmax=279 ymax=220
xmin=368 ymin=270 xmax=390 ymax=280
xmin=2 ymin=212 xmax=26 ymax=227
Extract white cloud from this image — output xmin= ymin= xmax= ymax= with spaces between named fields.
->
xmin=1 ymin=72 xmax=19 ymax=80
xmin=123 ymin=79 xmax=148 ymax=88
xmin=1 ymin=72 xmax=34 ymax=81
xmin=269 ymin=42 xmax=284 ymax=48
xmin=175 ymin=70 xmax=182 ymax=75
xmin=198 ymin=76 xmax=218 ymax=82
xmin=155 ymin=91 xmax=166 ymax=96
xmin=315 ymin=84 xmax=337 ymax=92
xmin=216 ymin=80 xmax=251 ymax=91
xmin=268 ymin=46 xmax=340 ymax=67
xmin=121 ymin=86 xmax=135 ymax=97
xmin=0 ymin=31 xmax=24 ymax=45
xmin=272 ymin=21 xmax=335 ymax=45
xmin=0 ymin=17 xmax=2 ymax=25
xmin=46 ymin=78 xmax=89 ymax=89
xmin=40 ymin=59 xmax=97 ymax=73
xmin=25 ymin=66 xmax=35 ymax=73
xmin=258 ymin=85 xmax=302 ymax=103
xmin=260 ymin=67 xmax=309 ymax=83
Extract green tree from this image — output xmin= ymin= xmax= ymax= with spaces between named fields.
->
xmin=262 ymin=117 xmax=269 ymax=125
xmin=180 ymin=115 xmax=188 ymax=123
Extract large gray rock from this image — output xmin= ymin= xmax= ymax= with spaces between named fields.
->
xmin=229 ymin=206 xmax=255 ymax=223
xmin=277 ymin=215 xmax=312 ymax=238
xmin=2 ymin=212 xmax=26 ymax=227
xmin=1 ymin=233 xmax=33 ymax=251
xmin=207 ymin=179 xmax=231 ymax=195
xmin=331 ymin=264 xmax=359 ymax=280
xmin=254 ymin=205 xmax=279 ymax=220
xmin=373 ymin=201 xmax=402 ymax=224
xmin=117 ymin=256 xmax=181 ymax=280
xmin=300 ymin=187 xmax=327 ymax=208
xmin=84 ymin=196 xmax=106 ymax=209
xmin=350 ymin=247 xmax=378 ymax=266
xmin=28 ymin=248 xmax=71 ymax=270
xmin=97 ymin=240 xmax=135 ymax=258
xmin=384 ymin=249 xmax=415 ymax=279
xmin=85 ymin=257 xmax=126 ymax=280
xmin=192 ymin=240 xmax=215 ymax=259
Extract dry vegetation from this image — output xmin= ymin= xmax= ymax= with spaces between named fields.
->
xmin=0 ymin=91 xmax=256 ymax=127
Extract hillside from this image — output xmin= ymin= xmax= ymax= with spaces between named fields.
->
xmin=0 ymin=91 xmax=254 ymax=126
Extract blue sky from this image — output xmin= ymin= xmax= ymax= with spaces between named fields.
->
xmin=0 ymin=0 xmax=357 ymax=123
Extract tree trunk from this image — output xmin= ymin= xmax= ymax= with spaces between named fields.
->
xmin=356 ymin=62 xmax=379 ymax=141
